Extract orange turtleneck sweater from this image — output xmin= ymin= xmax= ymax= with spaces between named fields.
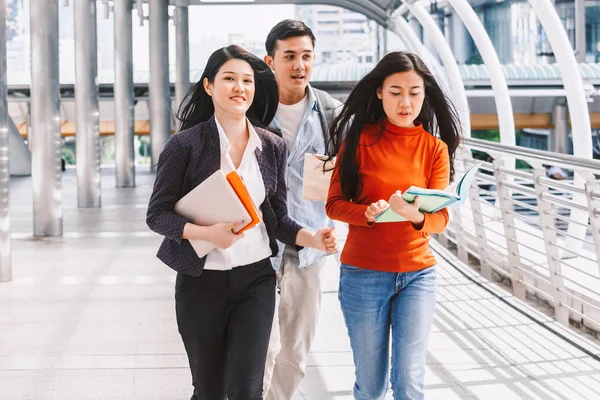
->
xmin=325 ymin=120 xmax=450 ymax=273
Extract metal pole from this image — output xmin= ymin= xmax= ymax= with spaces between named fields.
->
xmin=114 ymin=0 xmax=136 ymax=187
xmin=175 ymin=0 xmax=190 ymax=115
xmin=30 ymin=0 xmax=62 ymax=236
xmin=0 ymin=0 xmax=11 ymax=282
xmin=74 ymin=0 xmax=101 ymax=207
xmin=575 ymin=0 xmax=586 ymax=63
xmin=494 ymin=160 xmax=526 ymax=301
xmin=382 ymin=26 xmax=388 ymax=55
xmin=550 ymin=99 xmax=569 ymax=154
xmin=149 ymin=0 xmax=171 ymax=171
xmin=533 ymin=168 xmax=569 ymax=326
xmin=376 ymin=24 xmax=382 ymax=61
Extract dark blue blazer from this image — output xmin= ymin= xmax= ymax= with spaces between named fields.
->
xmin=146 ymin=116 xmax=303 ymax=276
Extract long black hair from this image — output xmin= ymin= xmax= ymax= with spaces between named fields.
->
xmin=177 ymin=45 xmax=279 ymax=131
xmin=326 ymin=51 xmax=462 ymax=201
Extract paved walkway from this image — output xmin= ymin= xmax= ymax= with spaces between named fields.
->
xmin=1 ymin=169 xmax=599 ymax=399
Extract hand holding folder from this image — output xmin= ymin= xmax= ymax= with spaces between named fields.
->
xmin=174 ymin=170 xmax=261 ymax=257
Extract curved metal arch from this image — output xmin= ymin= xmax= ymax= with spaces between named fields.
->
xmin=529 ymin=0 xmax=592 ymax=159
xmin=528 ymin=0 xmax=593 ymax=267
xmin=386 ymin=15 xmax=452 ymax=93
xmin=398 ymin=2 xmax=471 ymax=137
xmin=184 ymin=0 xmax=391 ymax=26
xmin=445 ymin=0 xmax=515 ymax=147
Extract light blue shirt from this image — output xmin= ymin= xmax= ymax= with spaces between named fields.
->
xmin=270 ymin=86 xmax=340 ymax=269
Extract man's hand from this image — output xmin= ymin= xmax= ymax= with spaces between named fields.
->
xmin=312 ymin=228 xmax=337 ymax=254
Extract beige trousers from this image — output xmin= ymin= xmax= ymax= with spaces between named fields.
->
xmin=263 ymin=246 xmax=327 ymax=400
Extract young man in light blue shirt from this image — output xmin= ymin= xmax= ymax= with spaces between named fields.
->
xmin=262 ymin=19 xmax=343 ymax=400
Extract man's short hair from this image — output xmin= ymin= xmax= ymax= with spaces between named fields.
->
xmin=265 ymin=19 xmax=316 ymax=57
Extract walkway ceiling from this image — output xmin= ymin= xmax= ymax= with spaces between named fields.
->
xmin=182 ymin=0 xmax=397 ymax=27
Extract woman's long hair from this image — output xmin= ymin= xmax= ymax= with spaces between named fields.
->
xmin=326 ymin=51 xmax=462 ymax=201
xmin=177 ymin=45 xmax=279 ymax=131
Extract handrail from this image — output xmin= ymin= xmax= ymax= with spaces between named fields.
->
xmin=463 ymin=137 xmax=600 ymax=172
xmin=445 ymin=140 xmax=600 ymax=337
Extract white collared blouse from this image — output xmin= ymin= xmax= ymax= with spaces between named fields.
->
xmin=203 ymin=117 xmax=273 ymax=271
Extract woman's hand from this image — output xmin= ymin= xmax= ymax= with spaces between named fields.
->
xmin=388 ymin=191 xmax=424 ymax=225
xmin=312 ymin=227 xmax=337 ymax=254
xmin=208 ymin=221 xmax=247 ymax=249
xmin=365 ymin=200 xmax=389 ymax=223
xmin=183 ymin=221 xmax=246 ymax=249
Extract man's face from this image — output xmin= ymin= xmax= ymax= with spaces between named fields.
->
xmin=264 ymin=35 xmax=315 ymax=96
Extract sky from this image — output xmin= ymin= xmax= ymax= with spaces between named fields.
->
xmin=186 ymin=5 xmax=296 ymax=42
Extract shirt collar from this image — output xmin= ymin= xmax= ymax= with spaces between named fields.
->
xmin=306 ymin=84 xmax=319 ymax=112
xmin=215 ymin=116 xmax=263 ymax=155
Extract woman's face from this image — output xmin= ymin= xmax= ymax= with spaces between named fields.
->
xmin=203 ymin=58 xmax=255 ymax=118
xmin=376 ymin=70 xmax=425 ymax=128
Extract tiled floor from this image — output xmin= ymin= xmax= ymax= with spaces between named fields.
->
xmin=1 ymin=169 xmax=599 ymax=399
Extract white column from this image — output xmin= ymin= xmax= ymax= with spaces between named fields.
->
xmin=149 ymin=0 xmax=171 ymax=171
xmin=575 ymin=0 xmax=586 ymax=62
xmin=30 ymin=0 xmax=62 ymax=236
xmin=0 ymin=0 xmax=11 ymax=281
xmin=74 ymin=0 xmax=101 ymax=207
xmin=114 ymin=0 xmax=136 ymax=187
xmin=550 ymin=99 xmax=569 ymax=154
xmin=175 ymin=0 xmax=190 ymax=113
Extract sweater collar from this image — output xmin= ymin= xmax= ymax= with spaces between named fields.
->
xmin=382 ymin=119 xmax=424 ymax=137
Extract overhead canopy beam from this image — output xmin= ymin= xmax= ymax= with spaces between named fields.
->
xmin=182 ymin=0 xmax=392 ymax=27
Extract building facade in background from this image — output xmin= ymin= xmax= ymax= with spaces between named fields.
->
xmin=455 ymin=0 xmax=600 ymax=64
xmin=295 ymin=5 xmax=379 ymax=66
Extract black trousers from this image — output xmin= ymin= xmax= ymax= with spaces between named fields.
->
xmin=175 ymin=258 xmax=276 ymax=400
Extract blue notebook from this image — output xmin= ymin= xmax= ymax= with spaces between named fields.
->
xmin=375 ymin=162 xmax=483 ymax=223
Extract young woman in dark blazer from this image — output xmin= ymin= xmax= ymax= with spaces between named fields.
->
xmin=146 ymin=45 xmax=337 ymax=400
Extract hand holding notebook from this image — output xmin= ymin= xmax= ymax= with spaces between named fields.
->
xmin=174 ymin=170 xmax=261 ymax=257
xmin=375 ymin=162 xmax=483 ymax=223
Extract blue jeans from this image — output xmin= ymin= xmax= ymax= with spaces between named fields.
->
xmin=339 ymin=264 xmax=437 ymax=400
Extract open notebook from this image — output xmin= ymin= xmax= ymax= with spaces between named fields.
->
xmin=174 ymin=170 xmax=261 ymax=257
xmin=375 ymin=162 xmax=483 ymax=223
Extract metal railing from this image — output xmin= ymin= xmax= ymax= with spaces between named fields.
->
xmin=443 ymin=138 xmax=600 ymax=333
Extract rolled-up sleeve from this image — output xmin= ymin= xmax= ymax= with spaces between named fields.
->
xmin=146 ymin=134 xmax=190 ymax=243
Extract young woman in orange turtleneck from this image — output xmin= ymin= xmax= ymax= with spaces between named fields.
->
xmin=324 ymin=51 xmax=462 ymax=400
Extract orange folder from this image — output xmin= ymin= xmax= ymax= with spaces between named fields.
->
xmin=226 ymin=171 xmax=262 ymax=234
